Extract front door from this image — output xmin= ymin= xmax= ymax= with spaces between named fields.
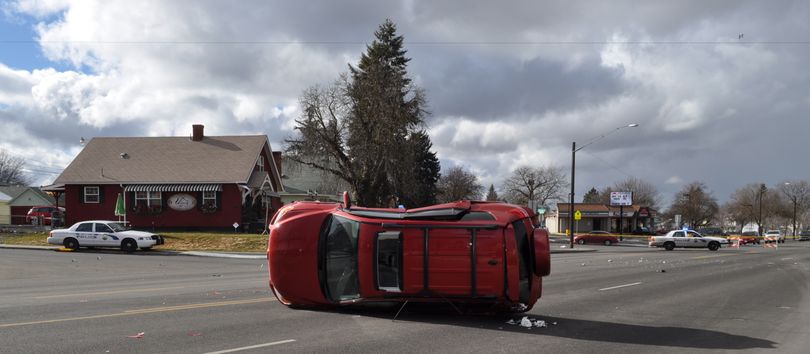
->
xmin=94 ymin=223 xmax=117 ymax=247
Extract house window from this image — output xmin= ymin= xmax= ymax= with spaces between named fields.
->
xmin=135 ymin=191 xmax=162 ymax=207
xmin=84 ymin=186 xmax=100 ymax=203
xmin=202 ymin=191 xmax=216 ymax=207
xmin=257 ymin=156 xmax=265 ymax=172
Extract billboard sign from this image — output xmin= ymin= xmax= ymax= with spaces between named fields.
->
xmin=610 ymin=191 xmax=633 ymax=206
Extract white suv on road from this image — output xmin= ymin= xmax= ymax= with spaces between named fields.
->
xmin=763 ymin=230 xmax=785 ymax=244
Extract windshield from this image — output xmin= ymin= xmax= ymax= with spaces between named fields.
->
xmin=108 ymin=223 xmax=128 ymax=232
xmin=320 ymin=215 xmax=360 ymax=302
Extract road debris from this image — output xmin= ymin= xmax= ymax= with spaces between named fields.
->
xmin=187 ymin=332 xmax=202 ymax=337
xmin=127 ymin=332 xmax=145 ymax=339
xmin=506 ymin=316 xmax=556 ymax=329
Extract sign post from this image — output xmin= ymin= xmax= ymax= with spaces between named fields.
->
xmin=610 ymin=192 xmax=632 ymax=240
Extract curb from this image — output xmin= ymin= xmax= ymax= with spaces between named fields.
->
xmin=0 ymin=244 xmax=60 ymax=251
xmin=180 ymin=251 xmax=265 ymax=259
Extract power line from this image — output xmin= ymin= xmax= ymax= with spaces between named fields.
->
xmin=1 ymin=40 xmax=809 ymax=46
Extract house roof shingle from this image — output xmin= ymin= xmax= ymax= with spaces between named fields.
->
xmin=53 ymin=136 xmax=269 ymax=184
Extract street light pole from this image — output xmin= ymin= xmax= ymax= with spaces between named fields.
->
xmin=569 ymin=123 xmax=638 ymax=248
xmin=758 ymin=184 xmax=766 ymax=236
xmin=784 ymin=182 xmax=798 ymax=239
xmin=569 ymin=142 xmax=576 ymax=248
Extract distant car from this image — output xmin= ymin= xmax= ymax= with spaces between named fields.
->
xmin=267 ymin=199 xmax=550 ymax=312
xmin=631 ymin=227 xmax=656 ymax=236
xmin=574 ymin=231 xmax=619 ymax=246
xmin=47 ymin=220 xmax=164 ymax=252
xmin=648 ymin=230 xmax=729 ymax=251
xmin=799 ymin=230 xmax=810 ymax=241
xmin=737 ymin=231 xmax=760 ymax=245
xmin=26 ymin=206 xmax=63 ymax=225
xmin=763 ymin=230 xmax=785 ymax=244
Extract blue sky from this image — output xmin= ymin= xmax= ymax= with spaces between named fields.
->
xmin=0 ymin=8 xmax=64 ymax=71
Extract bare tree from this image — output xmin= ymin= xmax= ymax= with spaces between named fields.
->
xmin=779 ymin=180 xmax=810 ymax=238
xmin=726 ymin=183 xmax=779 ymax=235
xmin=436 ymin=166 xmax=483 ymax=202
xmin=0 ymin=150 xmax=29 ymax=185
xmin=668 ymin=181 xmax=719 ymax=229
xmin=502 ymin=165 xmax=567 ymax=207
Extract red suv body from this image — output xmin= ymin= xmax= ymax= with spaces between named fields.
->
xmin=25 ymin=206 xmax=63 ymax=225
xmin=267 ymin=199 xmax=550 ymax=312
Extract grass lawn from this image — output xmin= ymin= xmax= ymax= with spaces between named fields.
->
xmin=0 ymin=231 xmax=268 ymax=252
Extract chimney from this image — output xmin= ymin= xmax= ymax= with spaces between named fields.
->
xmin=192 ymin=124 xmax=204 ymax=141
xmin=272 ymin=151 xmax=283 ymax=177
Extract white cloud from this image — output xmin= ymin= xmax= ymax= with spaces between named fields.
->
xmin=2 ymin=0 xmax=810 ymax=205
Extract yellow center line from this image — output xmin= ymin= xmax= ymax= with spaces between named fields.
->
xmin=34 ymin=286 xmax=187 ymax=299
xmin=0 ymin=297 xmax=275 ymax=328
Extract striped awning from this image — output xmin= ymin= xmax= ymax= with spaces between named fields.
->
xmin=123 ymin=184 xmax=222 ymax=192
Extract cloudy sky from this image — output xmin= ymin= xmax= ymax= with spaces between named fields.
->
xmin=1 ymin=0 xmax=809 ymax=208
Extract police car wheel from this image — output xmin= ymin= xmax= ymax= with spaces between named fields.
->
xmin=664 ymin=242 xmax=675 ymax=251
xmin=121 ymin=239 xmax=137 ymax=253
xmin=63 ymin=238 xmax=79 ymax=250
xmin=708 ymin=242 xmax=720 ymax=251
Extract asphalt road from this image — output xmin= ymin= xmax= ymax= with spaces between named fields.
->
xmin=1 ymin=242 xmax=809 ymax=353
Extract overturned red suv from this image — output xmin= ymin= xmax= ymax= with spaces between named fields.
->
xmin=267 ymin=196 xmax=550 ymax=312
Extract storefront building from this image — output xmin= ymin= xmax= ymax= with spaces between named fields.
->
xmin=548 ymin=203 xmax=657 ymax=234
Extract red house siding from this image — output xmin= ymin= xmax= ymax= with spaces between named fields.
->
xmin=64 ymin=184 xmax=248 ymax=228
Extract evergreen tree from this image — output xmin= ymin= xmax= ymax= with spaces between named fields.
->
xmin=397 ymin=130 xmax=440 ymax=207
xmin=582 ymin=187 xmax=601 ymax=203
xmin=485 ymin=184 xmax=499 ymax=201
xmin=286 ymin=19 xmax=436 ymax=207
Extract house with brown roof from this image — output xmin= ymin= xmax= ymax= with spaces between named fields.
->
xmin=43 ymin=125 xmax=284 ymax=230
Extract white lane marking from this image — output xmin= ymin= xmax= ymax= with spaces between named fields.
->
xmin=205 ymin=339 xmax=296 ymax=354
xmin=598 ymin=282 xmax=642 ymax=291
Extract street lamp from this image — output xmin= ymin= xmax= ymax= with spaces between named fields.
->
xmin=784 ymin=182 xmax=798 ymax=239
xmin=758 ymin=184 xmax=766 ymax=236
xmin=569 ymin=123 xmax=639 ymax=248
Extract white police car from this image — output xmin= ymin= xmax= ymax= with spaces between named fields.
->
xmin=48 ymin=220 xmax=164 ymax=253
xmin=649 ymin=230 xmax=729 ymax=251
